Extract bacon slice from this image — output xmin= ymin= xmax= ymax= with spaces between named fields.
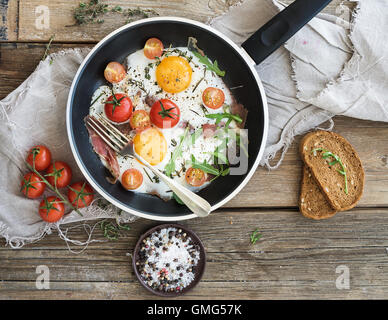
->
xmin=202 ymin=123 xmax=217 ymax=138
xmin=230 ymin=99 xmax=248 ymax=128
xmin=84 ymin=116 xmax=120 ymax=184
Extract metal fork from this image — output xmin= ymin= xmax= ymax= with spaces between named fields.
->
xmin=86 ymin=116 xmax=212 ymax=218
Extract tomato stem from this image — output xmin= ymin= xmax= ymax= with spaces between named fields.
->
xmin=25 ymin=161 xmax=83 ymax=217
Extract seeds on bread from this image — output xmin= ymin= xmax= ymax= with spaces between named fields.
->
xmin=300 ymin=166 xmax=337 ymax=220
xmin=300 ymin=130 xmax=364 ymax=212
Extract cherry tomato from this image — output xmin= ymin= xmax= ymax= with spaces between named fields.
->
xmin=46 ymin=161 xmax=72 ymax=188
xmin=26 ymin=145 xmax=52 ymax=171
xmin=39 ymin=196 xmax=64 ymax=223
xmin=68 ymin=181 xmax=94 ymax=209
xmin=121 ymin=169 xmax=143 ymax=190
xmin=21 ymin=172 xmax=46 ymax=199
xmin=150 ymin=99 xmax=180 ymax=129
xmin=104 ymin=94 xmax=133 ymax=123
xmin=129 ymin=110 xmax=151 ymax=131
xmin=185 ymin=167 xmax=207 ymax=187
xmin=202 ymin=87 xmax=225 ymax=109
xmin=144 ymin=38 xmax=164 ymax=59
xmin=104 ymin=62 xmax=126 ymax=83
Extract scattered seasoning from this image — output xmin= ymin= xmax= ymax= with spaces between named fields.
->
xmin=137 ymin=227 xmax=201 ymax=292
xmin=250 ymin=229 xmax=262 ymax=244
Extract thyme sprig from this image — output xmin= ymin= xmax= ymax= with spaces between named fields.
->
xmin=100 ymin=220 xmax=130 ymax=240
xmin=311 ymin=148 xmax=348 ymax=195
xmin=42 ymin=34 xmax=55 ymax=63
xmin=73 ymin=0 xmax=109 ymax=25
xmin=25 ymin=161 xmax=83 ymax=217
xmin=72 ymin=1 xmax=158 ymax=25
xmin=250 ymin=229 xmax=262 ymax=244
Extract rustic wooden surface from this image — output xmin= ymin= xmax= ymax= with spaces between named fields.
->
xmin=2 ymin=0 xmax=388 ymax=300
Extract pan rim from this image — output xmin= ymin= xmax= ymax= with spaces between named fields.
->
xmin=66 ymin=16 xmax=268 ymax=221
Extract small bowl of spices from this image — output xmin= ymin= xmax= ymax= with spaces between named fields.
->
xmin=132 ymin=224 xmax=206 ymax=297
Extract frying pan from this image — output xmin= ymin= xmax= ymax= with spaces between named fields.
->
xmin=66 ymin=0 xmax=332 ymax=220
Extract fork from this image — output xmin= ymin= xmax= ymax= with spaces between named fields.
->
xmin=86 ymin=115 xmax=212 ymax=218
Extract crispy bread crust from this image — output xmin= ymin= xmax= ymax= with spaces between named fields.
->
xmin=299 ymin=166 xmax=337 ymax=220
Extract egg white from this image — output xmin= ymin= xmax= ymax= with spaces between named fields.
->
xmin=89 ymin=47 xmax=238 ymax=200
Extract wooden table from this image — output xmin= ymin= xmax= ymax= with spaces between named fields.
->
xmin=1 ymin=0 xmax=388 ymax=300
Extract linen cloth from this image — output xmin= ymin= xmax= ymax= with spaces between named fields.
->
xmin=0 ymin=0 xmax=387 ymax=248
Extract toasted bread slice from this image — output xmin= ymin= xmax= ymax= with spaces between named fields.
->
xmin=300 ymin=131 xmax=364 ymax=211
xmin=299 ymin=166 xmax=337 ymax=220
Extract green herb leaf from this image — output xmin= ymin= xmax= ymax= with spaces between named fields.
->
xmin=191 ymin=50 xmax=225 ymax=76
xmin=312 ymin=148 xmax=348 ymax=195
xmin=191 ymin=155 xmax=220 ymax=176
xmin=250 ymin=229 xmax=262 ymax=244
xmin=205 ymin=112 xmax=242 ymax=125
xmin=164 ymin=127 xmax=189 ymax=177
xmin=173 ymin=192 xmax=184 ymax=205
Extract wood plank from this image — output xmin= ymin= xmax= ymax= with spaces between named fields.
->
xmin=1 ymin=208 xmax=388 ymax=299
xmin=14 ymin=0 xmax=353 ymax=42
xmin=1 ymin=42 xmax=388 ymax=208
xmin=0 ymin=0 xmax=18 ymax=41
xmin=17 ymin=0 xmax=239 ymax=42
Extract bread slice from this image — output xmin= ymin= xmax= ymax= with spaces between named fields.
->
xmin=300 ymin=130 xmax=364 ymax=211
xmin=299 ymin=165 xmax=337 ymax=220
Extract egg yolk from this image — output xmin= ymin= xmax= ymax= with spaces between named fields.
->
xmin=133 ymin=127 xmax=167 ymax=166
xmin=156 ymin=56 xmax=192 ymax=93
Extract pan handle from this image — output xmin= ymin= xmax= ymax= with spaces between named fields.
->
xmin=241 ymin=0 xmax=332 ymax=65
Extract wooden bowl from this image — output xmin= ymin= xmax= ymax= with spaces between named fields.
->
xmin=132 ymin=223 xmax=206 ymax=297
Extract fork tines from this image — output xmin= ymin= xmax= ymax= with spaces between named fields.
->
xmin=86 ymin=115 xmax=129 ymax=153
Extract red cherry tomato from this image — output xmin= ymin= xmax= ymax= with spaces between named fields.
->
xmin=68 ymin=181 xmax=94 ymax=209
xmin=21 ymin=172 xmax=46 ymax=199
xmin=144 ymin=38 xmax=164 ymax=59
xmin=26 ymin=145 xmax=52 ymax=171
xmin=104 ymin=62 xmax=126 ymax=83
xmin=104 ymin=94 xmax=133 ymax=123
xmin=150 ymin=99 xmax=180 ymax=129
xmin=129 ymin=110 xmax=151 ymax=132
xmin=39 ymin=196 xmax=64 ymax=223
xmin=46 ymin=161 xmax=72 ymax=189
xmin=121 ymin=169 xmax=143 ymax=190
xmin=185 ymin=167 xmax=207 ymax=187
xmin=202 ymin=87 xmax=225 ymax=109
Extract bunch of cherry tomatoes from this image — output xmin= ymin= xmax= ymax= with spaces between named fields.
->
xmin=21 ymin=145 xmax=94 ymax=223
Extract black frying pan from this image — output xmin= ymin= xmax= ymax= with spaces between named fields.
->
xmin=66 ymin=0 xmax=332 ymax=220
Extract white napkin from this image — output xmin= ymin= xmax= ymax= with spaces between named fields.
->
xmin=1 ymin=0 xmax=387 ymax=248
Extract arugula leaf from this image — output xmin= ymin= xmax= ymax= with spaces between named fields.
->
xmin=185 ymin=128 xmax=203 ymax=147
xmin=311 ymin=148 xmax=348 ymax=195
xmin=164 ymin=127 xmax=189 ymax=177
xmin=250 ymin=229 xmax=262 ymax=244
xmin=173 ymin=192 xmax=184 ymax=205
xmin=191 ymin=50 xmax=225 ymax=76
xmin=191 ymin=155 xmax=220 ymax=176
xmin=206 ymin=112 xmax=242 ymax=125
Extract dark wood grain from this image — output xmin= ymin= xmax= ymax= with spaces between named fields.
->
xmin=1 ymin=208 xmax=388 ymax=299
